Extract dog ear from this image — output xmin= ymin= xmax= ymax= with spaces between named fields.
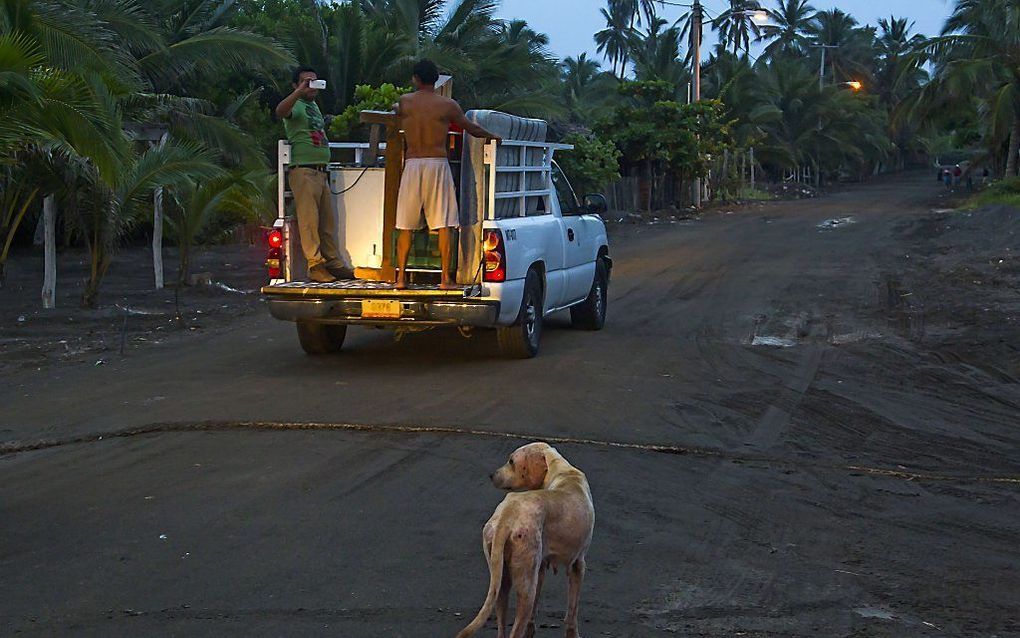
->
xmin=531 ymin=448 xmax=551 ymax=488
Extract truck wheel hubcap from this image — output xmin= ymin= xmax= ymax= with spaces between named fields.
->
xmin=524 ymin=300 xmax=537 ymax=339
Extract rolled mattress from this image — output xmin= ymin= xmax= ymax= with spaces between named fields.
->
xmin=463 ymin=110 xmax=549 ymax=219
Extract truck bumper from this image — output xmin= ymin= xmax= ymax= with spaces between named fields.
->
xmin=267 ymin=298 xmax=501 ymax=327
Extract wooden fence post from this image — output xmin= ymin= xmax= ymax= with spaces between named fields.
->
xmin=152 ymin=131 xmax=169 ymax=290
xmin=153 ymin=186 xmax=164 ymax=290
xmin=41 ymin=194 xmax=56 ymax=309
xmin=750 ymin=147 xmax=756 ymax=190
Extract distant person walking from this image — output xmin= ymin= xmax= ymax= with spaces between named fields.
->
xmin=942 ymin=167 xmax=952 ymax=189
xmin=952 ymin=164 xmax=962 ymax=189
xmin=276 ymin=66 xmax=351 ymax=283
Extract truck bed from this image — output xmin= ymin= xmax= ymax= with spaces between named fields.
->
xmin=262 ymin=279 xmax=476 ymax=298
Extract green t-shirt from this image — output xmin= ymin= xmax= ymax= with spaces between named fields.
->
xmin=283 ymin=99 xmax=331 ymax=166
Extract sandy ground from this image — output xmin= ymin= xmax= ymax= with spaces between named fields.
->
xmin=0 ymin=242 xmax=268 ymax=375
xmin=1 ymin=172 xmax=1019 ymax=637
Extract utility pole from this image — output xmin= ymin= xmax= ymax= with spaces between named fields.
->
xmin=810 ymin=44 xmax=838 ymax=187
xmin=812 ymin=44 xmax=838 ymax=90
xmin=656 ymin=0 xmax=767 ymax=207
xmin=691 ymin=0 xmax=702 ymax=209
xmin=819 ymin=46 xmax=825 ymax=90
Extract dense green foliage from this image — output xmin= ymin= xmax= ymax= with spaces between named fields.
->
xmin=598 ymin=81 xmax=730 ymax=180
xmin=967 ymin=177 xmax=1020 ymax=209
xmin=329 ymin=83 xmax=410 ymax=140
xmin=555 ymin=133 xmax=621 ymax=196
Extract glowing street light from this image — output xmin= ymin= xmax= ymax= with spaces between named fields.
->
xmin=844 ymin=80 xmax=863 ymax=91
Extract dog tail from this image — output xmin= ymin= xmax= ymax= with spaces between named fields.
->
xmin=455 ymin=523 xmax=511 ymax=638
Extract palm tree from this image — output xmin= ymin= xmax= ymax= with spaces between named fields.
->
xmin=560 ymin=53 xmax=618 ymax=127
xmin=595 ymin=0 xmax=635 ymax=78
xmin=458 ymin=19 xmax=562 ymax=117
xmin=704 ymin=51 xmax=780 ymax=146
xmin=165 ymin=171 xmax=268 ymax=286
xmin=713 ymin=0 xmax=763 ymax=55
xmin=613 ymin=0 xmax=659 ymax=77
xmin=62 ymin=71 xmax=223 ymax=307
xmin=751 ymin=56 xmax=890 ymax=182
xmin=758 ymin=0 xmax=815 ymax=59
xmin=873 ymin=18 xmax=928 ymax=168
xmin=631 ymin=18 xmax=690 ymax=90
xmin=806 ymin=9 xmax=876 ymax=85
xmin=918 ymin=0 xmax=1020 ymax=175
xmin=271 ymin=0 xmax=555 ymax=116
xmin=117 ymin=0 xmax=294 ymax=166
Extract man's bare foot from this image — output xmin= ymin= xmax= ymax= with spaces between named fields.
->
xmin=394 ymin=273 xmax=407 ymax=290
xmin=439 ymin=280 xmax=459 ymax=290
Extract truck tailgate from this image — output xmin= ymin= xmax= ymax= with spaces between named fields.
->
xmin=262 ymin=279 xmax=475 ymax=299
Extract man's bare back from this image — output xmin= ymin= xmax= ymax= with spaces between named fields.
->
xmin=398 ymin=92 xmax=459 ymax=159
xmin=396 ymin=90 xmax=499 ymax=158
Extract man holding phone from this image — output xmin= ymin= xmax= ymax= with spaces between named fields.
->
xmin=276 ymin=67 xmax=349 ymax=283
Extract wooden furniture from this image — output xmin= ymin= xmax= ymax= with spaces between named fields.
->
xmin=355 ymin=110 xmax=403 ymax=282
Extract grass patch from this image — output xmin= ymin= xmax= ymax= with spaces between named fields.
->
xmin=965 ymin=177 xmax=1020 ymax=210
xmin=735 ymin=187 xmax=774 ymax=201
xmin=717 ymin=187 xmax=774 ymax=202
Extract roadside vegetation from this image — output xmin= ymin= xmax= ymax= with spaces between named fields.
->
xmin=0 ymin=0 xmax=1016 ymax=307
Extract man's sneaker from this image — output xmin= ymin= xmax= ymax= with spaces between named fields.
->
xmin=326 ymin=264 xmax=354 ymax=280
xmin=308 ymin=265 xmax=337 ymax=283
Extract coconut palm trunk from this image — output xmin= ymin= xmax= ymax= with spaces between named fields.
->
xmin=1007 ymin=117 xmax=1020 ymax=177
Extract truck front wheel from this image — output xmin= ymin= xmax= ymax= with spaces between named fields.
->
xmin=296 ymin=321 xmax=347 ymax=355
xmin=497 ymin=269 xmax=543 ymax=359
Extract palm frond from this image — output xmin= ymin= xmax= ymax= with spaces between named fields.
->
xmin=138 ymin=26 xmax=294 ymax=86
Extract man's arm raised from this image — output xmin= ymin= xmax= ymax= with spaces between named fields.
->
xmin=276 ymin=78 xmax=313 ymax=119
xmin=451 ymin=102 xmax=501 ymax=143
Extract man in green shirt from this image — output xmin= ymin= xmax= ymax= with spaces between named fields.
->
xmin=276 ymin=67 xmax=350 ymax=283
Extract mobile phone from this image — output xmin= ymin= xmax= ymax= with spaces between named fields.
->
xmin=309 ymin=79 xmax=326 ymax=90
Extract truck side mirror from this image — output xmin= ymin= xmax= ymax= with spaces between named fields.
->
xmin=584 ymin=193 xmax=608 ymax=216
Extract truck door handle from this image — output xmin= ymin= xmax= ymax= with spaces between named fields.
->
xmin=567 ymin=228 xmax=575 ymax=242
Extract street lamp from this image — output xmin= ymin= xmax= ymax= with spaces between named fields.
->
xmin=843 ymin=80 xmax=863 ymax=91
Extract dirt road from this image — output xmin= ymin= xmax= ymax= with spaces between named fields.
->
xmin=2 ymin=173 xmax=1019 ymax=636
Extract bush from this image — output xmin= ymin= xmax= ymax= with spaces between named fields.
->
xmin=556 ymin=132 xmax=621 ymax=196
xmin=328 ymin=84 xmax=410 ymax=141
xmin=968 ymin=177 xmax=1020 ymax=209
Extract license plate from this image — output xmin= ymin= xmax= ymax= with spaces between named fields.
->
xmin=362 ymin=299 xmax=401 ymax=319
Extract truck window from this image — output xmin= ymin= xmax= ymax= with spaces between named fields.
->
xmin=551 ymin=162 xmax=580 ymax=214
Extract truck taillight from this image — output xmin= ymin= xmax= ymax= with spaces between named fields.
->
xmin=267 ymin=229 xmax=284 ymax=279
xmin=483 ymin=229 xmax=506 ymax=282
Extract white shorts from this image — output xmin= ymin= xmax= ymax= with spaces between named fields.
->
xmin=396 ymin=158 xmax=459 ymax=230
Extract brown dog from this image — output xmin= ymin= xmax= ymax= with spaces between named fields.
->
xmin=456 ymin=442 xmax=595 ymax=638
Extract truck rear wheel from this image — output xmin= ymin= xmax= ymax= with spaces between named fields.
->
xmin=497 ymin=269 xmax=543 ymax=359
xmin=570 ymin=258 xmax=608 ymax=330
xmin=296 ymin=321 xmax=347 ymax=355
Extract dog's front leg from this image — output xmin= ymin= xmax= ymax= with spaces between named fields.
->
xmin=564 ymin=557 xmax=586 ymax=638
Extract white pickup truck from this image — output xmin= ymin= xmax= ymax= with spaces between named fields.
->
xmin=261 ymin=110 xmax=611 ymax=358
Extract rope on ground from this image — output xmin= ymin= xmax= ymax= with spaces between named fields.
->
xmin=3 ymin=419 xmax=1019 ymax=486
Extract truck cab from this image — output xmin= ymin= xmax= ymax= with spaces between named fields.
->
xmin=262 ymin=109 xmax=611 ymax=358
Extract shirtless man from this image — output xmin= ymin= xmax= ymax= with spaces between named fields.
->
xmin=393 ymin=59 xmax=500 ymax=289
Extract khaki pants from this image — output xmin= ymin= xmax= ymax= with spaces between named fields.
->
xmin=289 ymin=167 xmax=339 ymax=269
